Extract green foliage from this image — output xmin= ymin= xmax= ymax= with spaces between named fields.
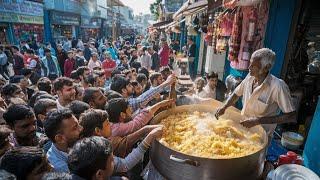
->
xmin=150 ymin=0 xmax=162 ymax=20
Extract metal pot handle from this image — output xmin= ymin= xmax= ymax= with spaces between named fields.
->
xmin=170 ymin=155 xmax=200 ymax=167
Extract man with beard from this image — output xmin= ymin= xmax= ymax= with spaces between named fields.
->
xmin=76 ymin=66 xmax=91 ymax=89
xmin=83 ymin=87 xmax=107 ymax=110
xmin=53 ymin=77 xmax=76 ymax=109
xmin=44 ymin=108 xmax=83 ymax=172
xmin=3 ymin=104 xmax=38 ymax=147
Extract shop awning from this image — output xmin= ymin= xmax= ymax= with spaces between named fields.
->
xmin=162 ymin=18 xmax=186 ymax=29
xmin=173 ymin=0 xmax=208 ymax=20
xmin=152 ymin=19 xmax=173 ymax=28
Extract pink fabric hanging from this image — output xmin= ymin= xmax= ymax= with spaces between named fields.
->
xmin=230 ymin=0 xmax=269 ymax=70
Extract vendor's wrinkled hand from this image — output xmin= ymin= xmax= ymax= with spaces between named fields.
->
xmin=240 ymin=118 xmax=260 ymax=128
xmin=215 ymin=107 xmax=226 ymax=119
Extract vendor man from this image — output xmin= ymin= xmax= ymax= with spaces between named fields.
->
xmin=215 ymin=48 xmax=296 ymax=137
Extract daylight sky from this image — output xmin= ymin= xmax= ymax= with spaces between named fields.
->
xmin=121 ymin=0 xmax=156 ymax=15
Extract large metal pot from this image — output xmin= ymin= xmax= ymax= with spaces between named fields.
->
xmin=150 ymin=104 xmax=268 ymax=180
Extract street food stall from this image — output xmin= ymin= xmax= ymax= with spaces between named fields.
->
xmin=150 ymin=101 xmax=267 ymax=180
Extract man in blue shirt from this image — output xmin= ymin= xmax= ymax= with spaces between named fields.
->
xmin=44 ymin=108 xmax=83 ymax=173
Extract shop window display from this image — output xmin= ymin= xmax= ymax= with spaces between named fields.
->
xmin=13 ymin=24 xmax=43 ymax=43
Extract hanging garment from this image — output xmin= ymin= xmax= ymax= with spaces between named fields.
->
xmin=230 ymin=0 xmax=269 ymax=70
xmin=228 ymin=7 xmax=243 ymax=61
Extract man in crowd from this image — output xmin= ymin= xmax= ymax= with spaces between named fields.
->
xmin=138 ymin=47 xmax=152 ymax=71
xmin=150 ymin=72 xmax=163 ymax=88
xmin=54 ymin=77 xmax=76 ymax=109
xmin=64 ymin=51 xmax=75 ymax=77
xmin=0 ymin=146 xmax=52 ymax=180
xmin=11 ymin=45 xmax=25 ymax=75
xmin=197 ymin=72 xmax=226 ymax=102
xmin=102 ymin=52 xmax=117 ymax=80
xmin=74 ymin=49 xmax=86 ymax=69
xmin=82 ymin=87 xmax=107 ymax=110
xmin=158 ymin=40 xmax=169 ymax=67
xmin=44 ymin=108 xmax=83 ymax=172
xmin=41 ymin=48 xmax=61 ymax=80
xmin=187 ymin=37 xmax=196 ymax=80
xmin=148 ymin=47 xmax=160 ymax=72
xmin=56 ymin=44 xmax=68 ymax=75
xmin=76 ymin=66 xmax=91 ymax=89
xmin=34 ymin=98 xmax=57 ymax=133
xmin=3 ymin=104 xmax=40 ymax=147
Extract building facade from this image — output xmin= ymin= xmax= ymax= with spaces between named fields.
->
xmin=0 ymin=0 xmax=44 ymax=45
xmin=44 ymin=0 xmax=81 ymax=43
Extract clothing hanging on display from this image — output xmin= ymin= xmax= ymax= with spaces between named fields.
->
xmin=228 ymin=7 xmax=242 ymax=61
xmin=228 ymin=0 xmax=269 ymax=70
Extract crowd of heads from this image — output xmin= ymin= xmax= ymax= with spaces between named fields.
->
xmin=0 ymin=35 xmax=180 ymax=180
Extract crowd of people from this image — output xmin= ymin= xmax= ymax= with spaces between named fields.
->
xmin=0 ymin=34 xmax=228 ymax=180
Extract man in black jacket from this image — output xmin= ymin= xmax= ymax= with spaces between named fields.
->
xmin=187 ymin=37 xmax=196 ymax=80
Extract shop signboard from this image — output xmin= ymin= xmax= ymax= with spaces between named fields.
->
xmin=0 ymin=0 xmax=43 ymax=16
xmin=51 ymin=11 xmax=80 ymax=26
xmin=0 ymin=12 xmax=43 ymax=24
xmin=81 ymin=16 xmax=101 ymax=28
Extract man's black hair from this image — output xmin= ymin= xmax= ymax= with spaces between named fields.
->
xmin=136 ymin=73 xmax=147 ymax=84
xmin=53 ymin=77 xmax=73 ymax=92
xmin=138 ymin=67 xmax=149 ymax=79
xmin=41 ymin=172 xmax=72 ymax=180
xmin=9 ymin=76 xmax=24 ymax=84
xmin=26 ymin=49 xmax=35 ymax=54
xmin=11 ymin=45 xmax=19 ymax=51
xmin=79 ymin=109 xmax=109 ymax=138
xmin=86 ymin=74 xmax=97 ymax=86
xmin=3 ymin=104 xmax=34 ymax=127
xmin=160 ymin=66 xmax=171 ymax=74
xmin=150 ymin=72 xmax=162 ymax=84
xmin=44 ymin=48 xmax=51 ymax=53
xmin=130 ymin=80 xmax=139 ymax=87
xmin=76 ymin=66 xmax=90 ymax=77
xmin=206 ymin=71 xmax=218 ymax=79
xmin=110 ymin=76 xmax=130 ymax=94
xmin=105 ymin=98 xmax=128 ymax=123
xmin=37 ymin=77 xmax=52 ymax=94
xmin=0 ymin=146 xmax=46 ymax=180
xmin=131 ymin=61 xmax=141 ymax=72
xmin=68 ymin=100 xmax=90 ymax=120
xmin=104 ymin=90 xmax=122 ymax=100
xmin=43 ymin=108 xmax=73 ymax=142
xmin=1 ymin=84 xmax=20 ymax=97
xmin=68 ymin=136 xmax=112 ymax=180
xmin=28 ymin=91 xmax=48 ymax=108
xmin=70 ymin=70 xmax=79 ymax=81
xmin=33 ymin=99 xmax=57 ymax=117
xmin=82 ymin=87 xmax=101 ymax=104
xmin=111 ymin=69 xmax=122 ymax=78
